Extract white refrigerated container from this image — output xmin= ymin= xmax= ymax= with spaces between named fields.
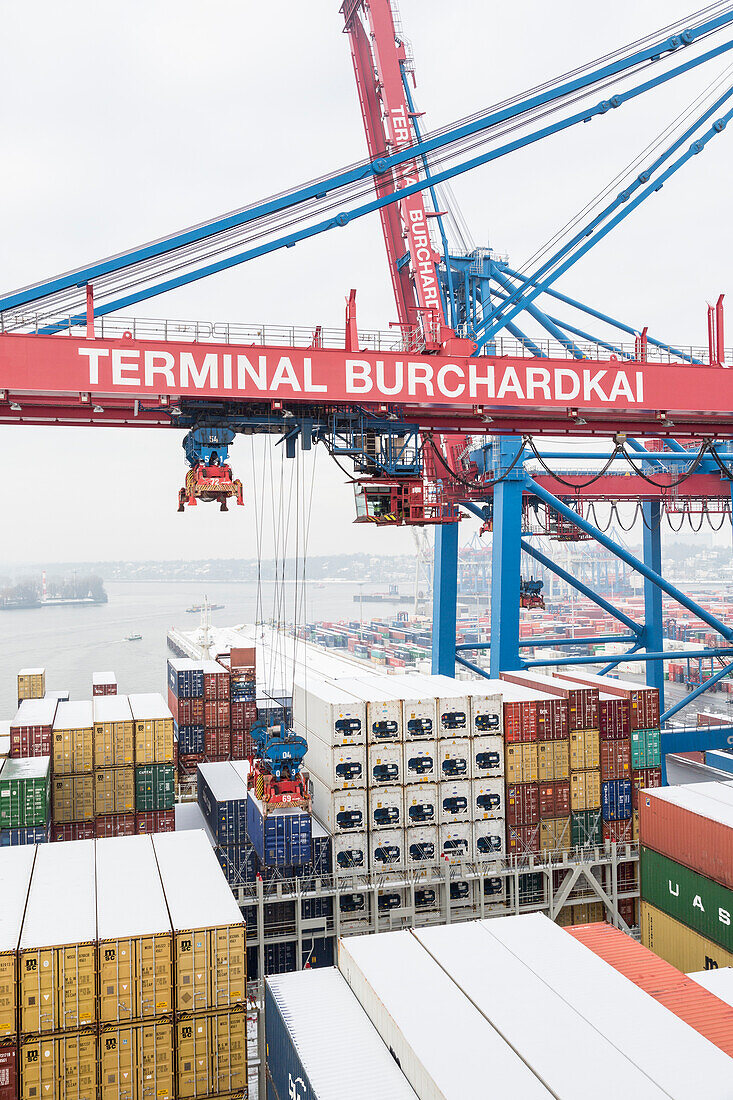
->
xmin=439 ymin=821 xmax=473 ymax=863
xmin=472 ymin=777 xmax=504 ymax=820
xmin=293 ymin=677 xmax=366 ymax=746
xmin=366 ymin=742 xmax=403 ymax=787
xmin=405 ymin=825 xmax=439 ymax=866
xmin=369 ymin=828 xmax=405 ymax=869
xmin=438 ymin=737 xmax=471 ymax=781
xmin=402 ymin=739 xmax=438 ymax=783
xmin=368 ymin=785 xmax=404 ymax=830
xmin=473 ymin=817 xmax=506 ymax=859
xmin=404 ymin=783 xmax=438 ymax=828
xmin=438 ymin=780 xmax=471 ymax=824
xmin=310 ymin=773 xmax=367 ymax=833
xmin=472 ymin=734 xmax=504 ymax=779
xmin=304 ymin=736 xmax=366 ymax=791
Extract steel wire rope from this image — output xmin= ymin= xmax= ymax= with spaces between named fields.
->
xmin=423 ymin=433 xmax=526 ymax=491
xmin=276 ymin=449 xmax=299 ymax=696
xmin=292 ymin=442 xmax=321 ymax=714
xmin=249 ymin=434 xmax=267 ymax=648
xmin=704 ymin=499 xmax=732 ymax=529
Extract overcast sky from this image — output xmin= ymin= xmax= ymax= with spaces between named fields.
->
xmin=2 ymin=0 xmax=731 ymax=565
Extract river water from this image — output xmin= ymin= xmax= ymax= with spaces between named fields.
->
xmin=0 ymin=579 xmax=414 ymax=717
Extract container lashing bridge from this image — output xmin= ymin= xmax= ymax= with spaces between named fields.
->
xmin=2 ymin=1 xmax=733 ymax=762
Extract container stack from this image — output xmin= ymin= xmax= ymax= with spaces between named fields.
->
xmin=50 ymin=701 xmax=95 ymax=843
xmin=197 ymin=761 xmax=255 ymax=888
xmin=9 ymin=699 xmax=57 ymax=759
xmin=0 ymin=758 xmax=51 ymax=846
xmin=92 ymin=694 xmax=135 ymax=837
xmin=229 ymin=648 xmax=257 ymax=759
xmin=639 ymin=782 xmax=733 ymax=971
xmin=202 ymin=660 xmax=231 ymax=761
xmin=168 ymin=659 xmax=206 ymax=782
xmin=129 ymin=694 xmax=175 ymax=834
xmin=91 ymin=671 xmax=117 ymax=696
xmin=16 ymin=670 xmax=45 ymax=709
xmin=0 ymin=846 xmax=36 ymax=1099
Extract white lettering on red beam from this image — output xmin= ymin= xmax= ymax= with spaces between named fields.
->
xmin=76 ymin=348 xmax=644 ymax=404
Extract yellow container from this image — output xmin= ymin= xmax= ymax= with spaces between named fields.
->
xmin=174 ymin=924 xmax=246 ymax=1015
xmin=98 ymin=933 xmax=173 ymax=1023
xmin=93 ymin=700 xmax=134 ymax=768
xmin=20 ymin=941 xmax=97 ymax=1034
xmin=569 ymin=728 xmax=600 ymax=771
xmin=175 ymin=1008 xmax=247 ymax=1100
xmin=555 ymin=907 xmax=573 ymax=927
xmin=52 ymin=727 xmax=93 ymax=776
xmin=134 ymin=721 xmax=174 ymax=766
xmin=99 ymin=1020 xmax=174 ymax=1100
xmin=572 ymin=901 xmax=604 ymax=924
xmin=52 ymin=774 xmax=94 ymax=823
xmin=94 ymin=767 xmax=135 ymax=816
xmin=570 ymin=769 xmax=601 ymax=811
xmin=537 ymin=740 xmax=569 ymax=781
xmin=505 ymin=743 xmax=538 ymax=784
xmin=17 ymin=668 xmax=45 ymax=702
xmin=20 ymin=1029 xmax=97 ymax=1100
xmin=641 ymin=901 xmax=733 ymax=972
xmin=632 ymin=809 xmax=639 ymax=842
xmin=0 ymin=847 xmax=36 ymax=1041
xmin=540 ymin=816 xmax=571 ymax=852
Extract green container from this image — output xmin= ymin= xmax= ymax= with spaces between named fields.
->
xmin=641 ymin=846 xmax=733 ymax=953
xmin=571 ymin=809 xmax=602 ymax=849
xmin=631 ymin=728 xmax=661 ymax=769
xmin=134 ymin=763 xmax=175 ymax=811
xmin=0 ymin=756 xmax=50 ymax=827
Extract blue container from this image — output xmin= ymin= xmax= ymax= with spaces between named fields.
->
xmin=231 ymin=681 xmax=256 ymax=702
xmin=216 ymin=841 xmax=258 ymax=887
xmin=197 ymin=763 xmax=248 ymax=846
xmin=246 ymin=792 xmax=311 ymax=867
xmin=177 ymin=724 xmax=205 ymax=755
xmin=167 ymin=658 xmax=204 ymax=699
xmin=602 ymin=779 xmax=632 ymax=822
xmin=310 ymin=820 xmax=332 ymax=877
xmin=0 ymin=824 xmax=49 ymax=846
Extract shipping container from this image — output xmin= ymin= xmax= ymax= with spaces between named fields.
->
xmin=19 ymin=839 xmax=97 ymax=1033
xmin=601 ymin=738 xmax=631 ymax=780
xmin=569 ymin=727 xmax=600 ymax=771
xmin=638 ymin=783 xmax=733 ymax=890
xmin=597 ymin=694 xmax=631 ymax=740
xmin=402 ymin=739 xmax=438 ymax=783
xmin=247 ymin=792 xmax=312 ymax=867
xmin=310 ymin=775 xmax=366 ymax=834
xmin=367 ymin=742 xmax=403 ymax=787
xmin=10 ymin=699 xmax=57 ymax=758
xmin=52 ymin=773 xmax=94 ymax=823
xmin=152 ymin=831 xmax=245 ymax=1014
xmin=368 ymin=675 xmax=437 ymax=739
xmin=201 ymin=659 xmax=230 ymax=702
xmin=368 ymin=785 xmax=405 ymax=830
xmin=96 ymin=834 xmax=173 ymax=1022
xmin=405 ymin=824 xmax=438 ymax=864
xmin=570 ymin=769 xmax=601 ymax=811
xmin=438 ymin=737 xmax=471 ymax=781
xmin=0 ymin=1045 xmax=15 ymax=1100
xmin=602 ymin=779 xmax=632 ymax=822
xmin=641 ymin=846 xmax=733 ymax=952
xmin=507 ymin=823 xmax=540 ymax=858
xmin=0 ymin=846 xmax=36 ymax=1041
xmin=473 ymin=818 xmax=506 ymax=859
xmin=472 ymin=734 xmax=504 ymax=779
xmin=0 ymin=757 xmax=50 ymax=829
xmin=197 ymin=761 xmax=247 ymax=846
xmin=305 ymin=736 xmax=366 ymax=790
xmin=631 ymin=766 xmax=662 ymax=809
xmin=631 ymin=728 xmax=661 ymax=769
xmin=50 ymin=821 xmax=95 ymax=842
xmin=337 ymin=930 xmax=554 ymax=1100
xmin=555 ymin=670 xmax=660 ymax=730
xmin=135 ymin=809 xmax=175 ymax=834
xmin=330 ymin=677 xmax=403 ymax=741
xmin=293 ymin=678 xmax=365 ymax=747
xmin=540 ymin=815 xmax=570 ymax=852
xmin=99 ymin=1019 xmax=173 ymax=1100
xmin=538 ymin=780 xmax=570 ymax=819
xmin=52 ymin=701 xmax=94 ymax=776
xmin=471 ymin=777 xmax=504 ymax=820
xmin=439 ymin=821 xmax=473 ymax=863
xmin=641 ymin=901 xmax=733 ymax=974
xmin=502 ymin=671 xmax=599 ymax=731
xmin=603 ymin=818 xmax=633 ymax=844
xmin=571 ymin=809 xmax=603 ymax=848
xmin=537 ymin=740 xmax=570 ymax=781
xmin=19 ymin=1029 xmax=97 ymax=1100
xmin=94 ymin=765 xmax=135 ymax=816
xmin=94 ymin=813 xmax=135 ymax=838
xmin=92 ymin=670 xmax=117 ymax=696
xmin=93 ymin=694 xmax=134 ymax=768
xmin=505 ymin=743 xmax=538 ymax=784
xmin=128 ymin=694 xmax=174 ymax=764
xmin=265 ymin=967 xmax=417 ymax=1100
xmin=369 ymin=828 xmax=404 ymax=868
xmin=17 ymin=668 xmax=45 ymax=703
xmin=333 ymin=832 xmax=367 ymax=872
xmin=438 ymin=780 xmax=471 ymax=824
xmin=404 ymin=783 xmax=438 ymax=826
xmin=135 ymin=763 xmax=175 ymax=812
xmin=175 ymin=1008 xmax=247 ymax=1099
xmin=176 ymin=723 xmax=205 ymax=757
xmin=0 ymin=824 xmax=49 ymax=846
xmin=505 ymin=782 xmax=539 ymax=826
xmin=167 ymin=658 xmax=204 ymax=699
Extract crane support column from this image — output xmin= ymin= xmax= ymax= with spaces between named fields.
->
xmin=432 ymin=523 xmax=458 ymax=675
xmin=642 ymin=501 xmax=665 ymax=714
xmin=490 ymin=439 xmax=525 ymax=677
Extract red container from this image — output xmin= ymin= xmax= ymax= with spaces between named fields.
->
xmin=204 ymin=700 xmax=230 ymax=728
xmin=50 ymin=822 xmax=95 ymax=842
xmin=502 ymin=671 xmax=598 ymax=732
xmin=135 ymin=810 xmax=175 ymax=834
xmin=538 ymin=780 xmax=570 ymax=819
xmin=94 ymin=813 xmax=136 ymax=838
xmin=616 ymin=898 xmax=638 ymax=928
xmin=603 ymin=818 xmax=633 ymax=844
xmin=203 ymin=669 xmax=230 ymax=701
xmin=555 ymin=671 xmax=658 ymax=731
xmin=505 ymin=782 xmax=539 ymax=826
xmin=507 ymin=823 xmax=540 ymax=857
xmin=638 ymin=786 xmax=733 ymax=890
xmin=231 ymin=701 xmax=257 ymax=730
xmin=231 ymin=730 xmax=255 ymax=759
xmin=569 ymin=922 xmax=733 ymax=1058
xmin=631 ymin=766 xmax=662 ymax=809
xmin=599 ymin=697 xmax=631 ymax=740
xmin=10 ymin=724 xmax=52 ymax=758
xmin=618 ymin=860 xmax=637 ymax=888
xmin=178 ymin=752 xmax=204 ymax=777
xmin=600 ymin=739 xmax=631 ymax=781
xmin=535 ymin=699 xmax=568 ymax=742
xmin=205 ymin=727 xmax=231 ymax=757
xmin=204 ymin=753 xmax=231 ymax=762
xmin=503 ymin=702 xmax=537 ymax=743
xmin=0 ymin=1045 xmax=17 ymax=1100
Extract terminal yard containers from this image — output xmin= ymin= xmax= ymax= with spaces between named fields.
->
xmin=265 ymin=967 xmax=417 ymax=1100
xmin=0 ymin=757 xmax=50 ymax=829
xmin=92 ymin=670 xmax=117 ymax=696
xmin=52 ymin=701 xmax=94 ymax=775
xmin=10 ymin=699 xmax=57 ymax=758
xmin=93 ymin=694 xmax=134 ymax=767
xmin=19 ymin=838 xmax=97 ymax=1034
xmin=16 ymin=668 xmax=45 ymax=705
xmin=128 ymin=693 xmax=174 ymax=764
xmin=367 ymin=742 xmax=402 ymax=786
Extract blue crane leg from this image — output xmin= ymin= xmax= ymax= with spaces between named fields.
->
xmin=432 ymin=523 xmax=458 ymax=675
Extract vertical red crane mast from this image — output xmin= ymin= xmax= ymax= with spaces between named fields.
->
xmin=342 ymin=0 xmax=447 ymax=350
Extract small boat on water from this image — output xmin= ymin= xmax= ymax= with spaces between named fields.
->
xmin=187 ymin=603 xmax=224 ymax=613
xmin=126 ymin=633 xmax=142 ymax=641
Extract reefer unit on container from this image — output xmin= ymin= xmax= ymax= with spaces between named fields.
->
xmin=638 ymin=783 xmax=733 ymax=891
xmin=310 ymin=774 xmax=366 ymax=834
xmin=438 ymin=737 xmax=471 ymax=780
xmin=438 ymin=780 xmax=471 ymax=824
xmin=338 ymin=930 xmax=553 ymax=1100
xmin=19 ymin=1030 xmax=97 ymax=1100
xmin=473 ymin=818 xmax=506 ymax=858
xmin=333 ymin=831 xmax=368 ymax=872
xmin=471 ymin=777 xmax=504 ymax=820
xmin=167 ymin=658 xmax=204 ymax=698
xmin=403 ymin=739 xmax=438 ymax=783
xmin=265 ymin=968 xmax=417 ymax=1100
xmin=92 ymin=670 xmax=117 ymax=696
xmin=331 ymin=677 xmax=402 ymax=741
xmin=368 ymin=785 xmax=404 ymax=830
xmin=0 ymin=757 xmax=49 ymax=829
xmin=94 ymin=765 xmax=135 ymax=816
xmin=369 ymin=828 xmax=404 ymax=868
xmin=52 ymin=773 xmax=94 ymax=823
xmin=10 ymin=699 xmax=57 ymax=758
xmin=405 ymin=824 xmax=438 ymax=864
xmin=463 ymin=683 xmax=503 ymax=736
xmin=128 ymin=693 xmax=174 ymax=764
xmin=304 ymin=736 xmax=365 ymax=790
xmin=247 ymin=793 xmax=312 ymax=867
xmin=52 ymin=700 xmax=94 ymax=775
xmin=439 ymin=821 xmax=472 ymax=863
xmin=151 ymin=830 xmax=245 ymax=1013
xmin=367 ymin=742 xmax=402 ymax=786
xmin=19 ymin=839 xmax=97 ymax=1034
xmin=0 ymin=846 xmax=36 ymax=1042
xmin=472 ymin=734 xmax=504 ymax=779
xmin=372 ymin=674 xmax=437 ymax=739
xmin=96 ymin=834 xmax=173 ymax=1022
xmin=293 ymin=677 xmax=365 ymax=747
xmin=404 ymin=783 xmax=438 ymax=826
xmin=93 ymin=694 xmax=134 ymax=767
xmin=197 ymin=761 xmax=247 ymax=846
xmin=642 ymin=901 xmax=733 ymax=972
